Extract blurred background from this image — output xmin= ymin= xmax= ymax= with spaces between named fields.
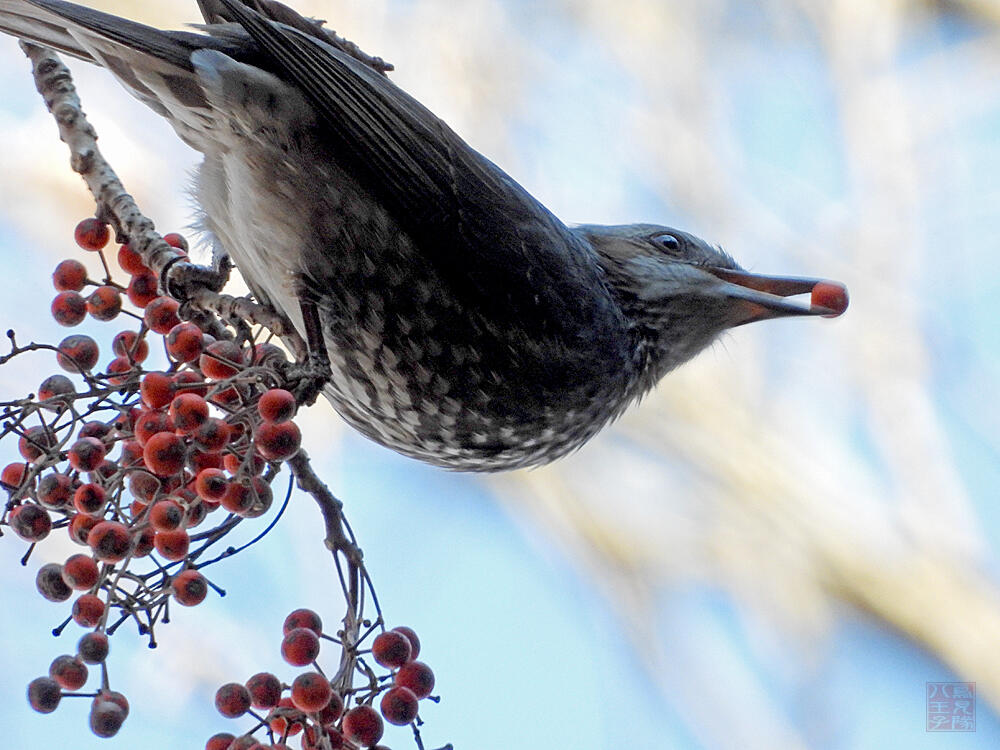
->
xmin=1 ymin=0 xmax=999 ymax=748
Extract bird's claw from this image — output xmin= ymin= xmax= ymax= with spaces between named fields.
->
xmin=282 ymin=350 xmax=332 ymax=407
xmin=163 ymin=256 xmax=232 ymax=301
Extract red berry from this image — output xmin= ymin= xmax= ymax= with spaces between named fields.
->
xmin=166 ymin=322 xmax=204 ymax=362
xmin=111 ymin=329 xmax=149 ymax=363
xmin=68 ymin=514 xmax=100 ymax=546
xmin=53 ymin=259 xmax=87 ymax=291
xmin=126 ymin=271 xmax=159 ymax=308
xmin=73 ymin=483 xmax=107 ymax=516
xmin=36 ymin=562 xmax=72 ymax=601
xmin=172 ymin=568 xmax=208 ymax=606
xmin=195 ymin=468 xmax=229 ymax=502
xmin=188 ymin=450 xmax=222 ymax=472
xmin=132 ymin=525 xmax=154 ymax=559
xmin=1 ymin=462 xmax=28 ymax=490
xmin=372 ymin=630 xmax=413 ymax=668
xmin=223 ymin=449 xmax=265 ymax=477
xmin=241 ymin=476 xmax=273 ymax=519
xmin=105 ymin=355 xmax=136 ymax=385
xmin=68 ymin=437 xmax=107 ymax=472
xmin=170 ymin=393 xmax=209 ymax=433
xmin=57 ymin=333 xmax=99 ymax=372
xmin=134 ymin=409 xmax=175 ymax=446
xmin=51 ymin=290 xmax=87 ymax=326
xmin=117 ymin=243 xmax=147 ymax=275
xmin=78 ymin=420 xmax=112 ymax=441
xmin=189 ymin=450 xmax=222 ymax=475
xmin=144 ymin=296 xmax=181 ymax=334
xmin=200 ymin=340 xmax=243 ymax=379
xmin=62 ymin=553 xmax=99 ymax=590
xmin=184 ymin=498 xmax=209 ymax=527
xmin=18 ymin=425 xmax=56 ymax=462
xmin=87 ymin=520 xmax=131 ymax=563
xmin=215 ymin=682 xmax=252 ymax=718
xmin=248 ymin=342 xmax=287 ymax=366
xmin=390 ymin=626 xmax=419 ymax=658
xmin=255 ymin=420 xmax=301 ymax=461
xmin=89 ymin=460 xmax=118 ymax=487
xmin=72 ymin=593 xmax=105 ymax=627
xmin=305 ymin=727 xmax=343 ymax=750
xmin=150 ymin=498 xmax=185 ymax=531
xmin=258 ymin=389 xmax=297 ymax=423
xmin=341 ymin=705 xmax=384 ymax=746
xmin=74 ymin=218 xmax=110 ymax=251
xmin=86 ymin=285 xmax=122 ymax=321
xmin=283 ymin=608 xmax=323 ymax=636
xmin=130 ymin=507 xmax=156 ymax=533
xmin=153 ymin=528 xmax=190 ymax=561
xmin=811 ymin=281 xmax=849 ymax=317
xmin=268 ymin=696 xmax=305 ymax=737
xmin=290 ymin=672 xmax=332 ymax=713
xmin=205 ymin=733 xmax=236 ymax=750
xmin=280 ymin=627 xmax=321 ymax=667
xmin=142 ymin=432 xmax=187 ymax=477
xmin=317 ymin=691 xmax=345 ymax=726
xmin=245 ymin=672 xmax=282 ymax=710
xmin=11 ymin=504 xmax=52 ymax=542
xmin=127 ymin=470 xmax=161 ymax=504
xmin=97 ymin=689 xmax=129 ymax=717
xmin=219 ymin=480 xmax=254 ymax=515
xmin=38 ymin=473 xmax=74 ymax=509
xmin=140 ymin=372 xmax=174 ymax=409
xmin=210 ymin=384 xmax=245 ymax=407
xmin=118 ymin=439 xmax=144 ymax=468
xmin=77 ymin=631 xmax=110 ymax=663
xmin=173 ymin=369 xmax=209 ymax=396
xmin=27 ymin=676 xmax=62 ymax=713
xmin=163 ymin=232 xmax=188 ymax=250
xmin=37 ymin=373 xmax=76 ymax=402
xmin=380 ymin=686 xmax=419 ymax=725
xmin=394 ymin=661 xmax=434 ymax=699
xmin=49 ymin=654 xmax=88 ymax=690
xmin=193 ymin=418 xmax=231 ymax=452
xmin=89 ymin=696 xmax=127 ymax=737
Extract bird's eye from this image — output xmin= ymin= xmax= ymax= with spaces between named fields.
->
xmin=652 ymin=233 xmax=681 ymax=253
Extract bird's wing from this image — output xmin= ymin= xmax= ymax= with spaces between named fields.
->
xmin=0 ymin=0 xmax=93 ymax=60
xmin=3 ymin=0 xmax=619 ymax=345
xmin=6 ymin=0 xmax=258 ymax=137
xmin=7 ymin=0 xmax=240 ymax=68
xmin=213 ymin=0 xmax=608 ymax=323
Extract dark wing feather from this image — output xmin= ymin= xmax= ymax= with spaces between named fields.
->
xmin=0 ymin=0 xmax=93 ymax=60
xmin=6 ymin=0 xmax=622 ymax=353
xmin=19 ymin=0 xmax=246 ymax=70
xmin=215 ymin=0 xmax=615 ymax=341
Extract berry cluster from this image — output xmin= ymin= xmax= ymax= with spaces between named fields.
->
xmin=4 ymin=219 xmax=308 ymax=738
xmin=208 ymin=610 xmax=436 ymax=750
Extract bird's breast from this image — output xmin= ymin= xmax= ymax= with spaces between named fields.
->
xmin=197 ymin=116 xmax=636 ymax=471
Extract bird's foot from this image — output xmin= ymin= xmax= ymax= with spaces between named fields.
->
xmin=278 ymin=298 xmax=332 ymax=407
xmin=163 ymin=253 xmax=232 ymax=300
xmin=280 ymin=349 xmax=331 ymax=407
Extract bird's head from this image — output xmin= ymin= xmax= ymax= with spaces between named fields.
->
xmin=575 ymin=223 xmax=848 ymax=387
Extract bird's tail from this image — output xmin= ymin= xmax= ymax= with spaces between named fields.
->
xmin=0 ymin=0 xmax=260 ymax=147
xmin=0 ymin=0 xmax=99 ymax=62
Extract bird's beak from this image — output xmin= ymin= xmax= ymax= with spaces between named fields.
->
xmin=707 ymin=268 xmax=849 ymax=327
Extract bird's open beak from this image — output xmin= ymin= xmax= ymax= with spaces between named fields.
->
xmin=707 ymin=268 xmax=849 ymax=327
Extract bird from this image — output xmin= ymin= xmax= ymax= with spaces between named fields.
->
xmin=0 ymin=0 xmax=847 ymax=471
